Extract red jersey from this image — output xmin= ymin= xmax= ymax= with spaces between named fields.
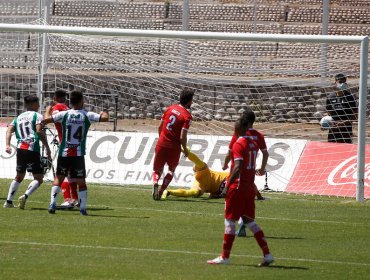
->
xmin=156 ymin=104 xmax=192 ymax=149
xmin=228 ymin=128 xmax=267 ymax=152
xmin=230 ymin=136 xmax=259 ymax=189
xmin=51 ymin=103 xmax=69 ymax=142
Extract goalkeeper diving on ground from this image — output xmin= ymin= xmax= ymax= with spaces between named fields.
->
xmin=161 ymin=147 xmax=229 ymax=200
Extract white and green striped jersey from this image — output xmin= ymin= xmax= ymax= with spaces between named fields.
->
xmin=10 ymin=111 xmax=43 ymax=152
xmin=52 ymin=109 xmax=101 ymax=157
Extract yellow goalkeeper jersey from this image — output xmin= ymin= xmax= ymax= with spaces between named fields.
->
xmin=193 ymin=168 xmax=229 ymax=194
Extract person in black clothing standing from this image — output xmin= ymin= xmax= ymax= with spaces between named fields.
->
xmin=326 ymin=73 xmax=358 ymax=143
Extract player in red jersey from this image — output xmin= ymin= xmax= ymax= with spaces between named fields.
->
xmin=152 ymin=88 xmax=194 ymax=200
xmin=208 ymin=111 xmax=274 ymax=267
xmin=223 ymin=108 xmax=268 ymax=237
xmin=44 ymin=90 xmax=78 ymax=208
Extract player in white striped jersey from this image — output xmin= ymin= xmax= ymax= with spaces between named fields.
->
xmin=3 ymin=95 xmax=51 ymax=209
xmin=43 ymin=90 xmax=109 ymax=215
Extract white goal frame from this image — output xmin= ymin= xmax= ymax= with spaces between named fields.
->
xmin=0 ymin=23 xmax=368 ymax=202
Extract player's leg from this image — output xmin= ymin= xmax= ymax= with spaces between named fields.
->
xmin=163 ymin=186 xmax=202 ymax=199
xmin=18 ymin=151 xmax=45 ymax=209
xmin=70 ymin=156 xmax=88 ymax=215
xmin=242 ymin=191 xmax=273 ymax=267
xmin=60 ymin=178 xmax=72 ymax=206
xmin=158 ymin=148 xmax=181 ymax=197
xmin=4 ymin=171 xmax=25 ymax=208
xmin=255 ymin=184 xmax=265 ymax=200
xmin=183 ymin=147 xmax=207 ymax=172
xmin=76 ymin=178 xmax=88 ymax=215
xmin=49 ymin=156 xmax=67 ymax=214
xmin=235 ymin=217 xmax=247 ymax=237
xmin=152 ymin=146 xmax=165 ymax=200
xmin=70 ymin=181 xmax=79 ymax=206
xmin=208 ymin=188 xmax=240 ymax=265
xmin=4 ymin=149 xmax=27 ymax=208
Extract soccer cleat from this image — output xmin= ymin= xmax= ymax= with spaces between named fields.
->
xmin=48 ymin=203 xmax=56 ymax=214
xmin=72 ymin=200 xmax=80 ymax=208
xmin=152 ymin=182 xmax=159 ymax=200
xmin=60 ymin=201 xmax=74 ymax=209
xmin=236 ymin=224 xmax=247 ymax=237
xmin=3 ymin=201 xmax=15 ymax=208
xmin=258 ymin=254 xmax=274 ymax=267
xmin=207 ymin=256 xmax=230 ymax=265
xmin=18 ymin=195 xmax=26 ymax=210
xmin=80 ymin=209 xmax=88 ymax=216
xmin=161 ymin=190 xmax=170 ymax=200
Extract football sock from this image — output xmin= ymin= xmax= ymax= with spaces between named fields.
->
xmin=160 ymin=172 xmax=173 ymax=192
xmin=25 ymin=180 xmax=40 ymax=196
xmin=152 ymin=171 xmax=160 ymax=183
xmin=61 ymin=180 xmax=70 ymax=201
xmin=7 ymin=180 xmax=21 ymax=202
xmin=247 ymin=221 xmax=270 ymax=256
xmin=222 ymin=219 xmax=236 ymax=259
xmin=187 ymin=149 xmax=206 ymax=170
xmin=70 ymin=182 xmax=78 ymax=201
xmin=78 ymin=189 xmax=87 ymax=210
xmin=238 ymin=217 xmax=244 ymax=227
xmin=168 ymin=188 xmax=200 ymax=197
xmin=50 ymin=185 xmax=61 ymax=205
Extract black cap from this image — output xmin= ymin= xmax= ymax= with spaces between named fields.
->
xmin=335 ymin=73 xmax=346 ymax=81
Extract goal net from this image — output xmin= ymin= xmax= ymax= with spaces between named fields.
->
xmin=0 ymin=22 xmax=368 ymax=199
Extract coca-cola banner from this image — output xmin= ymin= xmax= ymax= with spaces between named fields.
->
xmin=286 ymin=141 xmax=370 ymax=198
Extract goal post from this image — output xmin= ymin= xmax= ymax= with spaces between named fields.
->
xmin=0 ymin=23 xmax=368 ymax=201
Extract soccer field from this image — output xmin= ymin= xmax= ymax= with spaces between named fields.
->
xmin=1 ymin=179 xmax=369 ymax=280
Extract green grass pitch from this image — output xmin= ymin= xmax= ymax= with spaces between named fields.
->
xmin=1 ymin=178 xmax=370 ymax=279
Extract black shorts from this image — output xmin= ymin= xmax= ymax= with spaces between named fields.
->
xmin=16 ymin=149 xmax=43 ymax=174
xmin=56 ymin=156 xmax=86 ymax=178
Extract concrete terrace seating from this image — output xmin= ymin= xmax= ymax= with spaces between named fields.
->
xmin=54 ymin=2 xmax=165 ymax=19
xmin=168 ymin=4 xmax=285 ymax=22
xmin=0 ymin=1 xmax=38 ymax=16
xmin=51 ymin=17 xmax=164 ymax=30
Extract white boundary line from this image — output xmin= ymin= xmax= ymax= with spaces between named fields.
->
xmin=1 ymin=240 xmax=369 ymax=267
xmin=17 ymin=198 xmax=369 ymax=227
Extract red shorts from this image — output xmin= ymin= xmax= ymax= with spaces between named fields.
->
xmin=224 ymin=184 xmax=256 ymax=221
xmin=153 ymin=145 xmax=181 ymax=173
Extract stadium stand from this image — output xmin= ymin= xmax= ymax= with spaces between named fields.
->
xmin=0 ymin=0 xmax=369 ymax=121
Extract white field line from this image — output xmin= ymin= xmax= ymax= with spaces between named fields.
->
xmin=19 ymin=199 xmax=369 ymax=227
xmin=1 ymin=240 xmax=369 ymax=267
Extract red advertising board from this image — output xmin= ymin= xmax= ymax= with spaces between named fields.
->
xmin=287 ymin=141 xmax=370 ymax=198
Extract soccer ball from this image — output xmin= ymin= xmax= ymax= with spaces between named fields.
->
xmin=320 ymin=115 xmax=334 ymax=129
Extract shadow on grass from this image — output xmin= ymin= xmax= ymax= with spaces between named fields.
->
xmin=265 ymin=236 xmax=304 ymax=240
xmin=233 ymin=264 xmax=309 ymax=270
xmin=163 ymin=197 xmax=224 ymax=204
xmin=29 ymin=206 xmax=150 ymax=219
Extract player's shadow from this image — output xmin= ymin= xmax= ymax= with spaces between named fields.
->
xmin=163 ymin=198 xmax=224 ymax=204
xmin=234 ymin=264 xmax=308 ymax=270
xmin=265 ymin=236 xmax=304 ymax=240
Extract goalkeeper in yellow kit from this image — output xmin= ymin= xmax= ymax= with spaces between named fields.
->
xmin=161 ymin=147 xmax=229 ymax=200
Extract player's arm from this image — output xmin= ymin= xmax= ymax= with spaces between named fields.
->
xmin=36 ymin=124 xmax=51 ymax=158
xmin=222 ymin=150 xmax=231 ymax=170
xmin=222 ymin=159 xmax=241 ymax=197
xmin=99 ymin=109 xmax=109 ymax=122
xmin=44 ymin=105 xmax=53 ymax=119
xmin=5 ymin=125 xmax=15 ymax=154
xmin=180 ymin=128 xmax=188 ymax=157
xmin=158 ymin=120 xmax=163 ymax=136
xmin=256 ymin=149 xmax=269 ymax=176
xmin=223 ymin=134 xmax=237 ymax=170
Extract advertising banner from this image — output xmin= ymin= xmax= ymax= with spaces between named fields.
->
xmin=0 ymin=128 xmax=305 ymax=190
xmin=286 ymin=141 xmax=370 ymax=198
